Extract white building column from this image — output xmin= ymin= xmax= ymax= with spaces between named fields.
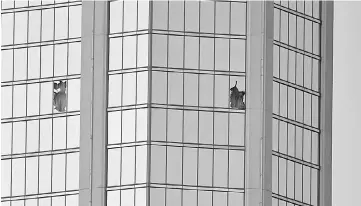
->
xmin=79 ymin=1 xmax=109 ymax=206
xmin=245 ymin=1 xmax=273 ymax=206
xmin=320 ymin=1 xmax=334 ymax=206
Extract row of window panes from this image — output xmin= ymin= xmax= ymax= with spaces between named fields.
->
xmin=273 ymin=82 xmax=319 ymax=128
xmin=152 ymin=1 xmax=246 ymax=35
xmin=108 ymin=109 xmax=244 ymax=146
xmin=2 ymin=43 xmax=81 ymax=82
xmin=109 ymin=0 xmax=149 ymax=34
xmin=274 ymin=8 xmax=320 ymax=55
xmin=152 ymin=72 xmax=245 ymax=107
xmin=1 ymin=80 xmax=80 ymax=119
xmin=1 ymin=195 xmax=78 ymax=206
xmin=272 ymin=156 xmax=318 ymax=205
xmin=152 ymin=35 xmax=246 ymax=72
xmin=275 ymin=0 xmax=321 ymax=19
xmin=1 ymin=6 xmax=81 ymax=46
xmin=1 ymin=115 xmax=79 ymax=155
xmin=1 ymin=0 xmax=80 ymax=10
xmin=272 ymin=119 xmax=319 ymax=165
xmin=1 ymin=153 xmax=79 ymax=197
xmin=108 ymin=188 xmax=244 ymax=206
xmin=273 ymin=46 xmax=320 ymax=92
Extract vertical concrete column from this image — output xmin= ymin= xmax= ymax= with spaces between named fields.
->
xmin=245 ymin=1 xmax=273 ymax=206
xmin=319 ymin=2 xmax=333 ymax=206
xmin=79 ymin=1 xmax=109 ymax=206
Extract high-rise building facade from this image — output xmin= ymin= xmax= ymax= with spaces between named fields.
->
xmin=1 ymin=1 xmax=333 ymax=206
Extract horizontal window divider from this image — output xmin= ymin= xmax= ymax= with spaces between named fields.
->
xmin=272 ymin=115 xmax=320 ymax=133
xmin=1 ymin=190 xmax=79 ymax=202
xmin=148 ymin=183 xmax=245 ymax=193
xmin=1 ymin=1 xmax=81 ymax=14
xmin=272 ymin=193 xmax=313 ymax=206
xmin=108 ymin=67 xmax=149 ymax=75
xmin=109 ymin=29 xmax=150 ymax=38
xmin=273 ymin=77 xmax=320 ymax=97
xmin=272 ymin=151 xmax=320 ymax=170
xmin=1 ymin=148 xmax=79 ymax=161
xmin=106 ymin=184 xmax=148 ymax=192
xmin=274 ymin=40 xmax=321 ymax=60
xmin=2 ymin=75 xmax=81 ymax=87
xmin=152 ymin=67 xmax=246 ymax=77
xmin=151 ymin=104 xmax=245 ymax=114
xmin=151 ymin=29 xmax=246 ymax=40
xmin=107 ymin=104 xmax=148 ymax=112
xmin=1 ymin=111 xmax=80 ymax=123
xmin=274 ymin=3 xmax=322 ymax=23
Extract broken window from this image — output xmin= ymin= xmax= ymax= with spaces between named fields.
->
xmin=53 ymin=80 xmax=67 ymax=112
xmin=229 ymin=81 xmax=245 ymax=110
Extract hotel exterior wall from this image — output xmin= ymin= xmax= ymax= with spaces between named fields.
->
xmin=1 ymin=1 xmax=82 ymax=206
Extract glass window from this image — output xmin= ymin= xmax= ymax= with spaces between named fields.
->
xmin=110 ymin=0 xmax=123 ymax=34
xmin=288 ymin=124 xmax=295 ymax=157
xmin=230 ymin=39 xmax=246 ymax=73
xmin=167 ymin=109 xmax=182 ymax=142
xmin=279 ymin=47 xmax=287 ymax=81
xmin=198 ymin=190 xmax=212 ymax=206
xmin=28 ymin=47 xmax=40 ymax=79
xmin=287 ymin=160 xmax=295 ymax=198
xmin=303 ymin=129 xmax=312 ymax=162
xmin=53 ymin=117 xmax=66 ymax=150
xmin=42 ymin=9 xmax=54 ymax=41
xmin=229 ymin=113 xmax=244 ymax=146
xmin=122 ymin=109 xmax=136 ymax=143
xmin=109 ymin=37 xmax=122 ymax=71
xmin=184 ymin=73 xmax=198 ymax=106
xmin=200 ymin=38 xmax=214 ymax=70
xmin=296 ymin=17 xmax=304 ymax=50
xmin=152 ymin=1 xmax=168 ymax=30
xmin=272 ymin=156 xmax=278 ymax=193
xmin=136 ymin=188 xmax=146 ymax=206
xmin=122 ymin=1 xmax=138 ymax=32
xmin=311 ymin=168 xmax=318 ymax=205
xmin=108 ymin=74 xmax=122 ymax=107
xmin=169 ymin=1 xmax=184 ymax=31
xmin=1 ymin=86 xmax=12 ymax=119
xmin=289 ymin=14 xmax=296 ymax=47
xmin=288 ymin=87 xmax=295 ymax=120
xmin=108 ymin=111 xmax=122 ymax=144
xmin=1 ymin=160 xmax=11 ymax=197
xmin=279 ymin=84 xmax=287 ymax=118
xmin=303 ymin=166 xmax=311 ymax=204
xmin=14 ymin=48 xmax=27 ymax=81
xmin=273 ymin=119 xmax=279 ymax=151
xmin=198 ymin=148 xmax=213 ymax=186
xmin=216 ymin=2 xmax=230 ymax=34
xmin=68 ymin=78 xmax=80 ymax=111
xmin=214 ymin=149 xmax=228 ymax=187
xmin=295 ymin=90 xmax=303 ymax=123
xmin=67 ymin=115 xmax=80 ymax=148
xmin=39 ymin=155 xmax=51 ymax=193
xmin=168 ymin=72 xmax=183 ymax=105
xmin=312 ymin=132 xmax=319 ymax=165
xmin=213 ymin=192 xmax=227 ymax=206
xmin=280 ymin=11 xmax=288 ymax=44
xmin=123 ymin=35 xmax=137 ymax=69
xmin=228 ymin=150 xmax=244 ymax=188
xmin=312 ymin=59 xmax=320 ymax=92
xmin=151 ymin=108 xmax=166 ymax=141
xmin=13 ymin=85 xmax=26 ymax=118
xmin=273 ymin=82 xmax=279 ymax=115
xmin=66 ymin=195 xmax=79 ymax=206
xmin=108 ymin=148 xmax=121 ymax=186
xmin=66 ymin=152 xmax=79 ymax=190
xmin=137 ymin=35 xmax=148 ymax=68
xmin=167 ymin=146 xmax=182 ymax=184
xmin=27 ymin=120 xmax=39 ymax=153
xmin=1 ymin=13 xmax=14 ymax=45
xmin=215 ymin=38 xmax=229 ymax=71
xmin=1 ymin=0 xmax=14 ymax=9
xmin=151 ymin=145 xmax=166 ymax=183
xmin=305 ymin=22 xmax=313 ymax=53
xmin=121 ymin=189 xmax=134 ymax=206
xmin=40 ymin=118 xmax=52 ymax=151
xmin=152 ymin=71 xmax=167 ymax=104
xmin=183 ymin=110 xmax=198 ymax=143
xmin=183 ymin=190 xmax=197 ymax=206
xmin=313 ymin=1 xmax=320 ymax=19
xmin=152 ymin=35 xmax=167 ymax=67
xmin=54 ymin=44 xmax=68 ymax=76
xmin=68 ymin=42 xmax=81 ymax=75
xmin=215 ymin=75 xmax=229 ymax=108
xmin=200 ymin=1 xmax=214 ymax=33
xmin=183 ymin=147 xmax=197 ymax=185
xmin=229 ymin=192 xmax=244 ymax=206
xmin=304 ymin=56 xmax=312 ymax=89
xmin=304 ymin=93 xmax=312 ymax=126
xmin=295 ymin=127 xmax=303 ymax=160
xmin=26 ymin=157 xmax=38 ymax=195
xmin=185 ymin=1 xmax=199 ymax=32
xmin=273 ymin=46 xmax=279 ymax=78
xmin=27 ymin=83 xmax=40 ymax=116
xmin=199 ymin=111 xmax=213 ymax=144
xmin=136 ymin=146 xmax=147 ymax=184
xmin=1 ymin=123 xmax=12 ymax=155
xmin=52 ymin=154 xmax=66 ymax=192
xmin=137 ymin=71 xmax=148 ymax=104
xmin=279 ymin=121 xmax=287 ymax=154
xmin=52 ymin=197 xmax=65 ymax=206
xmin=69 ymin=6 xmax=81 ymax=38
xmin=279 ymin=158 xmax=286 ymax=196
xmin=1 ymin=49 xmax=13 ymax=82
xmin=150 ymin=188 xmax=165 ymax=206
xmin=29 ymin=10 xmax=41 ymax=42
xmin=288 ymin=50 xmax=296 ymax=84
xmin=41 ymin=45 xmax=54 ymax=78
xmin=55 ymin=7 xmax=68 ymax=40
xmin=13 ymin=121 xmax=25 ymax=154
xmin=184 ymin=36 xmax=199 ymax=69
xmin=136 ymin=109 xmax=148 ymax=142
xmin=12 ymin=158 xmax=25 ymax=196
xmin=14 ymin=11 xmax=28 ymax=44
xmin=297 ymin=0 xmax=305 ymax=14
xmin=199 ymin=74 xmax=213 ymax=107
xmin=138 ymin=0 xmax=149 ymax=30
xmin=313 ymin=23 xmax=320 ymax=55
xmin=214 ymin=112 xmax=228 ymax=145
xmin=107 ymin=190 xmax=120 ymax=206
xmin=39 ymin=198 xmax=51 ymax=206
xmin=168 ymin=35 xmax=183 ymax=68
xmin=166 ymin=189 xmax=181 ymax=206
xmin=274 ymin=8 xmax=280 ymax=41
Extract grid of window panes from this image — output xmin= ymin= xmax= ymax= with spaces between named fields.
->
xmin=107 ymin=1 xmax=246 ymax=206
xmin=1 ymin=1 xmax=81 ymax=206
xmin=272 ymin=1 xmax=321 ymax=206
